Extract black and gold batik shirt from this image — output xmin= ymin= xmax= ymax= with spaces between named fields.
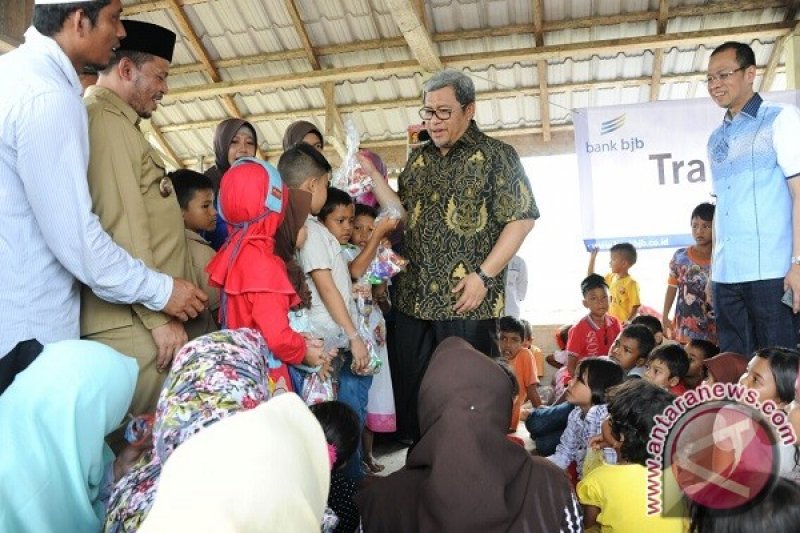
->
xmin=395 ymin=121 xmax=539 ymax=321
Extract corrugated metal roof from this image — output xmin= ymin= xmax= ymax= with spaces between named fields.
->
xmin=100 ymin=0 xmax=800 ymax=168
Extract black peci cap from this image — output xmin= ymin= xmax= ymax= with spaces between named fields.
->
xmin=119 ymin=20 xmax=177 ymax=63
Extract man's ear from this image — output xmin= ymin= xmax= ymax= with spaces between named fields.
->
xmin=582 ymin=298 xmax=589 ymax=310
xmin=68 ymin=9 xmax=86 ymax=36
xmin=116 ymin=57 xmax=135 ymax=81
xmin=636 ymin=357 xmax=646 ymax=367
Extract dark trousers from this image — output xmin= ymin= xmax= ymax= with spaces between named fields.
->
xmin=713 ymin=278 xmax=799 ymax=357
xmin=0 ymin=339 xmax=44 ymax=395
xmin=525 ymin=402 xmax=573 ymax=456
xmin=393 ymin=311 xmax=498 ymax=441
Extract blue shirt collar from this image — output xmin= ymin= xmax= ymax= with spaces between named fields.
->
xmin=725 ymin=93 xmax=762 ymax=122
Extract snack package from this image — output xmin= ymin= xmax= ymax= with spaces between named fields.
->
xmin=301 ymin=371 xmax=336 ymax=405
xmin=332 ymin=120 xmax=373 ymax=196
xmin=366 ymin=243 xmax=408 ymax=284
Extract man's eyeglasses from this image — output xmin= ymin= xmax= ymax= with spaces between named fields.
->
xmin=706 ymin=66 xmax=747 ymax=84
xmin=418 ymin=104 xmax=466 ymax=121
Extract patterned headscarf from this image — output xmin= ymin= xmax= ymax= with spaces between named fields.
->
xmin=104 ymin=329 xmax=272 ymax=533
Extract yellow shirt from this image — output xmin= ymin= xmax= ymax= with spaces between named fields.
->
xmin=604 ymin=273 xmax=640 ymax=322
xmin=577 ymin=463 xmax=687 ymax=533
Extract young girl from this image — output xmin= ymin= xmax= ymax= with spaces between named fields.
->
xmin=577 ymin=379 xmax=688 ymax=532
xmin=738 ymin=347 xmax=800 ymax=481
xmin=206 ymin=159 xmax=326 ymax=394
xmin=310 ymin=401 xmax=361 ymax=533
xmin=548 ymin=357 xmax=624 ymax=480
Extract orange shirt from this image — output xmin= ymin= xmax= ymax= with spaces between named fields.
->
xmin=508 ymin=348 xmax=539 ymax=431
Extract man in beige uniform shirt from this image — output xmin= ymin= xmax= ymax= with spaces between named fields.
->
xmin=82 ymin=20 xmax=198 ymax=416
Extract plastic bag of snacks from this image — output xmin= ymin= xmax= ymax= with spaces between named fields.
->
xmin=301 ymin=371 xmax=336 ymax=405
xmin=366 ymin=243 xmax=408 ymax=284
xmin=332 ymin=120 xmax=373 ymax=196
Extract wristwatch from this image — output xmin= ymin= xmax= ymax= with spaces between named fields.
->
xmin=792 ymin=256 xmax=800 ymax=266
xmin=475 ymin=267 xmax=492 ymax=286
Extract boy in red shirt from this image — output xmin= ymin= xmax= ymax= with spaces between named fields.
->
xmin=527 ymin=274 xmax=621 ymax=455
xmin=566 ymin=274 xmax=622 ymax=380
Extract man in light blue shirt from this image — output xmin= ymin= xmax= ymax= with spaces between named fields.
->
xmin=706 ymin=41 xmax=800 ymax=355
xmin=0 ymin=0 xmax=207 ymax=392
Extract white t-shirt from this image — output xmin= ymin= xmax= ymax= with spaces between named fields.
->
xmin=296 ymin=216 xmax=357 ymax=342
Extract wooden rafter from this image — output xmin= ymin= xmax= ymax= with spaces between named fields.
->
xmin=163 ymin=0 xmax=267 ymax=159
xmin=282 ymin=0 xmax=346 ymax=156
xmin=761 ymin=1 xmax=800 ymax=91
xmin=161 ymin=22 xmax=793 ymax=103
xmin=283 ymin=0 xmax=320 ymax=70
xmin=125 ymin=0 xmax=784 ymax=27
xmin=386 ymin=0 xmax=442 ymax=72
xmin=153 ymin=1 xmax=787 ymax=76
xmin=531 ymin=0 xmax=550 ymax=142
xmin=650 ymin=0 xmax=670 ymax=101
xmin=158 ymin=65 xmax=781 ymax=139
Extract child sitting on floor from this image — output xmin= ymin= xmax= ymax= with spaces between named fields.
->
xmin=578 ymin=379 xmax=688 ymax=532
xmin=548 ymin=357 xmax=623 ymax=481
xmin=683 ymin=338 xmax=719 ymax=389
xmin=498 ymin=316 xmax=542 ymax=432
xmin=310 ymin=401 xmax=361 ymax=533
xmin=644 ymin=344 xmax=690 ymax=395
xmin=609 ymin=324 xmax=655 ymax=380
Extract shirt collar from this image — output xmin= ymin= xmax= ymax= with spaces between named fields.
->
xmin=23 ymin=26 xmax=81 ymax=97
xmin=84 ymin=85 xmax=141 ymax=126
xmin=725 ymin=93 xmax=762 ymax=122
xmin=426 ymin=120 xmax=481 ymax=156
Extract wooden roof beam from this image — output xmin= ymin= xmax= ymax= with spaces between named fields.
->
xmin=158 ymin=67 xmax=781 ymax=135
xmin=761 ymin=1 xmax=800 ymax=91
xmin=385 ymin=0 xmax=442 ymax=72
xmin=162 ymin=22 xmax=793 ymax=102
xmin=649 ymin=0 xmax=670 ymax=101
xmin=163 ymin=0 xmax=257 ymax=158
xmin=162 ymin=1 xmax=787 ymax=76
xmin=283 ymin=0 xmax=320 ymax=70
xmin=531 ymin=0 xmax=550 ymax=141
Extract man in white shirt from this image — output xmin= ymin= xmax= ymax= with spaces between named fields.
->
xmin=0 ymin=0 xmax=207 ymax=393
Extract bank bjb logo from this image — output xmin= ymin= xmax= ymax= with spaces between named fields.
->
xmin=600 ymin=114 xmax=626 ymax=135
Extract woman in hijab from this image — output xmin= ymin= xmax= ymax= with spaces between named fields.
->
xmin=139 ymin=393 xmax=329 ymax=533
xmin=282 ymin=120 xmax=324 ymax=152
xmin=0 ymin=340 xmax=137 ymax=532
xmin=104 ymin=329 xmax=272 ymax=532
xmin=204 ymin=118 xmax=259 ymax=249
xmin=355 ymin=336 xmax=582 ymax=533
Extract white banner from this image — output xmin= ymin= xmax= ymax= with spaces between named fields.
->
xmin=573 ymin=91 xmax=800 ymax=250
